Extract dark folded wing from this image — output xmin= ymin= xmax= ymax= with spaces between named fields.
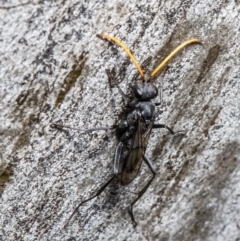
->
xmin=120 ymin=119 xmax=153 ymax=185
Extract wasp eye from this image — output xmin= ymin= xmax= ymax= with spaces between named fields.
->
xmin=133 ymin=85 xmax=142 ymax=99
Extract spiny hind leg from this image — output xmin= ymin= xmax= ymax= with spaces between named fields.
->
xmin=128 ymin=154 xmax=156 ymax=227
xmin=64 ymin=176 xmax=115 ymax=228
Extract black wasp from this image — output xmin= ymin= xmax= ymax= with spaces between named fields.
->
xmin=51 ymin=33 xmax=200 ymax=227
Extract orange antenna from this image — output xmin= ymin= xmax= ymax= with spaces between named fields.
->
xmin=98 ymin=33 xmax=144 ymax=80
xmin=150 ymin=38 xmax=201 ymax=78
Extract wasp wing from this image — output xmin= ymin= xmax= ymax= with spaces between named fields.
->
xmin=120 ymin=119 xmax=153 ymax=185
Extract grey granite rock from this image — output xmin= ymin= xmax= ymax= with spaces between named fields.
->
xmin=0 ymin=0 xmax=240 ymax=240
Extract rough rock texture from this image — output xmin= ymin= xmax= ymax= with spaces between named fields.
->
xmin=0 ymin=0 xmax=240 ymax=240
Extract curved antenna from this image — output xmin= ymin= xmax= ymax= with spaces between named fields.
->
xmin=97 ymin=33 xmax=145 ymax=81
xmin=150 ymin=38 xmax=201 ymax=79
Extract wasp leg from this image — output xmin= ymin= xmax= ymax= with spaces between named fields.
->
xmin=114 ymin=142 xmax=123 ymax=175
xmin=154 ymin=87 xmax=163 ymax=107
xmin=153 ymin=123 xmax=174 ymax=135
xmin=106 ymin=69 xmax=128 ymax=104
xmin=50 ymin=123 xmax=119 ymax=132
xmin=64 ymin=176 xmax=115 ymax=228
xmin=128 ymin=154 xmax=156 ymax=227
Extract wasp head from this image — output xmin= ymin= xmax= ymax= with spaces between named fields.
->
xmin=132 ymin=83 xmax=158 ymax=101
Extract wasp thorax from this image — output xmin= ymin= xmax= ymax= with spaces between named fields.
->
xmin=132 ymin=83 xmax=158 ymax=101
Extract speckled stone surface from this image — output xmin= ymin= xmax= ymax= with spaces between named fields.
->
xmin=0 ymin=0 xmax=240 ymax=240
